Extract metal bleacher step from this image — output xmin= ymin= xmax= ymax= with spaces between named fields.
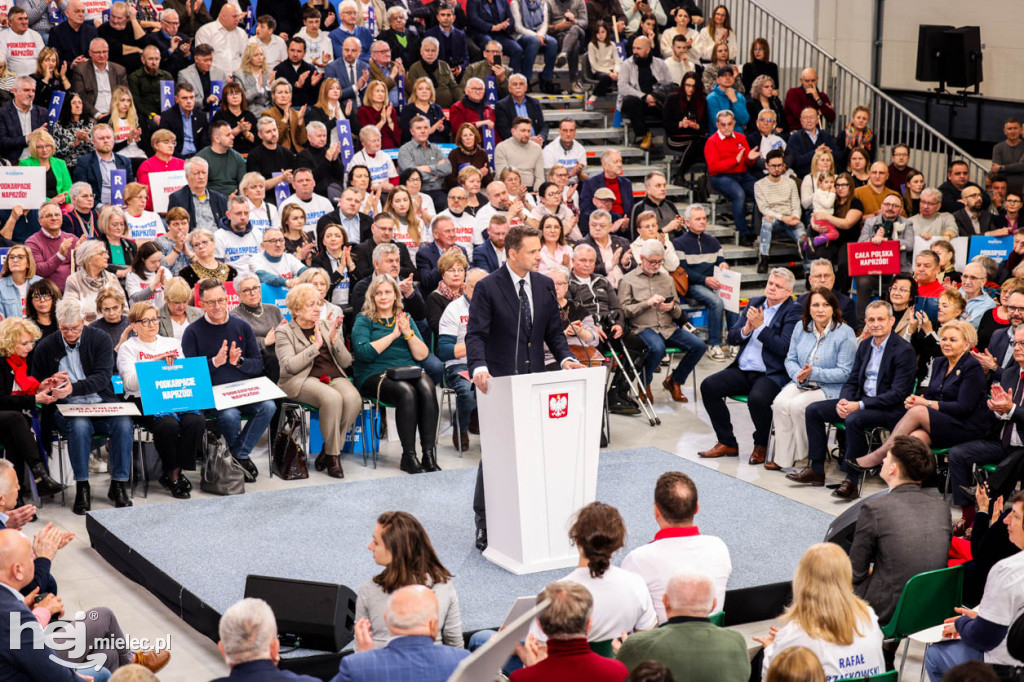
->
xmin=542 ymin=109 xmax=606 ymax=126
xmin=557 ymin=127 xmax=623 ymax=141
xmin=584 ymin=146 xmax=645 ymax=162
xmin=534 ymin=94 xmax=586 ymax=108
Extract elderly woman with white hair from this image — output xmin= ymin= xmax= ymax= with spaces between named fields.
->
xmin=230 ymin=273 xmax=285 ymax=381
xmin=65 ymin=239 xmax=120 ymax=321
xmin=179 ymin=228 xmax=238 ymax=288
xmin=96 ymin=205 xmax=138 ymax=280
xmin=276 ymin=283 xmax=362 ymax=478
xmin=295 ymin=121 xmax=346 ymax=200
xmin=295 ymin=267 xmax=344 ymax=321
xmin=378 ymin=6 xmax=420 ymax=71
xmin=240 ymin=172 xmax=279 ymax=235
xmin=405 ymin=38 xmax=460 ymax=108
xmin=117 ymin=301 xmax=206 ymax=499
xmin=62 ymin=181 xmax=100 ymax=238
xmin=548 ymin=265 xmax=599 ymax=369
xmin=158 ymin=276 xmax=204 ymax=340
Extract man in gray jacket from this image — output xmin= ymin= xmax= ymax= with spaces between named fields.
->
xmin=546 ymin=0 xmax=587 ymax=92
xmin=617 ymin=36 xmax=674 ymax=151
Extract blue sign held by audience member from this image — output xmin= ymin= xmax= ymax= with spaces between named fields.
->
xmin=0 ymin=248 xmax=8 ymax=269
xmin=137 ymin=357 xmax=216 ymax=415
xmin=272 ymin=172 xmax=291 ymax=205
xmin=967 ymin=235 xmax=1013 ymax=263
xmin=48 ymin=3 xmax=64 ymax=24
xmin=336 ymin=120 xmax=354 ymax=166
xmin=48 ymin=92 xmax=64 ymax=127
xmin=110 ymin=170 xmax=126 ymax=206
xmin=396 ymin=75 xmax=405 ymax=112
xmin=485 ymin=76 xmax=497 ymax=106
xmin=112 ymin=375 xmax=124 ymax=394
xmin=261 ymin=284 xmax=291 ymax=321
xmin=482 ymin=126 xmax=495 ymax=170
xmin=615 ymin=41 xmax=626 ymax=61
xmin=160 ymin=80 xmax=174 ymax=112
xmin=367 ymin=3 xmax=376 ymax=34
xmin=246 ymin=4 xmax=257 ymax=35
xmin=210 ymin=80 xmax=224 ymax=114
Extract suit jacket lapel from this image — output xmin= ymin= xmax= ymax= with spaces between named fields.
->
xmin=494 ymin=265 xmax=518 ymax=312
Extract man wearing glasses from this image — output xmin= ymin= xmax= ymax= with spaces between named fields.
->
xmin=366 ymin=40 xmax=405 ymax=106
xmin=459 ymin=41 xmax=509 ymax=100
xmin=182 ymin=278 xmax=277 ymax=482
xmin=972 ymin=290 xmax=1024 ymax=385
xmin=71 ymin=38 xmax=129 ymax=120
xmin=853 ymin=195 xmax=914 ymax=324
xmin=26 ymin=201 xmax=79 ymax=289
xmin=142 ymin=9 xmax=193 ymax=77
xmin=31 ymin=298 xmax=132 ymax=514
xmin=745 ymin=109 xmax=786 ymax=176
xmin=752 ymin=149 xmax=803 ymax=274
xmin=954 ymin=185 xmax=995 ymax=237
xmin=908 ymin=187 xmax=957 ymax=242
xmin=961 ymin=262 xmax=997 ymax=330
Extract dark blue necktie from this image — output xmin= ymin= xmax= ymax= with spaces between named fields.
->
xmin=518 ymin=279 xmax=533 ymax=338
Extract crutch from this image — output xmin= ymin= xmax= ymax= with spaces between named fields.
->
xmin=606 ymin=334 xmax=661 ymax=426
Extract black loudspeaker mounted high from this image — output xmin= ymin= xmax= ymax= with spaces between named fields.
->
xmin=244 ymin=575 xmax=357 ymax=652
xmin=823 ymin=488 xmax=890 ymax=553
xmin=916 ymin=25 xmax=954 ymax=82
xmin=942 ymin=26 xmax=983 ymax=88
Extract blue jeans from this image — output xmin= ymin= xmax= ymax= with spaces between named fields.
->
xmin=710 ymin=172 xmax=756 ymax=237
xmin=468 ymin=630 xmax=524 ymax=674
xmin=538 ymin=34 xmax=557 ymax=81
xmin=760 ymin=218 xmax=809 ymax=273
xmin=53 ymin=413 xmax=133 ymax=482
xmin=421 ymin=353 xmax=444 ymax=386
xmin=638 ymin=327 xmax=706 ymax=387
xmin=687 ymin=283 xmax=740 ymax=346
xmin=444 ymin=364 xmax=476 ymax=430
xmin=214 ymin=399 xmax=276 ymax=459
xmin=924 ymin=639 xmax=982 ymax=682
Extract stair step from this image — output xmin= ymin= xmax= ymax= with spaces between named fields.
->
xmin=542 ymin=109 xmax=606 ymax=125
xmin=534 ymin=94 xmax=585 ymax=107
xmin=584 ymin=146 xmax=646 ymax=161
xmin=551 ymin=127 xmax=623 ymax=141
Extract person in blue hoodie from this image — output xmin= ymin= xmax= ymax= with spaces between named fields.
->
xmin=673 ymin=203 xmax=738 ymax=361
xmin=705 ymin=65 xmax=749 ymax=132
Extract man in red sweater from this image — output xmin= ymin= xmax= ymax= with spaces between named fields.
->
xmin=511 ymin=582 xmax=627 ymax=682
xmin=704 ymin=109 xmax=757 ymax=245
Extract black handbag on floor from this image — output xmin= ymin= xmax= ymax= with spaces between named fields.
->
xmin=272 ymin=413 xmax=309 ymax=480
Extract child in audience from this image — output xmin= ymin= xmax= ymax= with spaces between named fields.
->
xmin=586 ymin=23 xmax=621 ymax=106
xmin=809 ymin=174 xmax=838 ymax=247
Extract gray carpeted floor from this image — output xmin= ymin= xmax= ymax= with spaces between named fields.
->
xmin=87 ymin=447 xmax=832 ymax=635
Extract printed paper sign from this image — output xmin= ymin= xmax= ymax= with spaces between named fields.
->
xmin=212 ymin=376 xmax=286 ymax=410
xmin=968 ymin=235 xmax=1013 ymax=264
xmin=58 ymin=402 xmax=141 ymax=417
xmin=137 ymin=357 xmax=215 ymax=415
xmin=396 ymin=74 xmax=405 ymax=112
xmin=110 ymin=170 xmax=126 ymax=206
xmin=48 ymin=92 xmax=64 ymax=126
xmin=714 ymin=265 xmax=742 ymax=314
xmin=148 ymin=170 xmax=187 ymax=213
xmin=160 ymin=80 xmax=174 ymax=112
xmin=846 ymin=241 xmax=902 ymax=277
xmin=0 ymin=166 xmax=45 ymax=209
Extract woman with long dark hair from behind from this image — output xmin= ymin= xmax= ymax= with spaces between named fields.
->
xmin=355 ymin=510 xmax=463 ymax=649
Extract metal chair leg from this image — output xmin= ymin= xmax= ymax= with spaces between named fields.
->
xmin=898 ymin=637 xmax=910 ymax=680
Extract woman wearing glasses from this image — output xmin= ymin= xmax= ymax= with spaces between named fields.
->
xmin=117 ymin=301 xmax=205 ymax=500
xmin=26 ymin=279 xmax=61 ymax=339
xmin=0 ymin=245 xmax=41 ymax=319
xmin=179 ymin=229 xmax=239 ymax=288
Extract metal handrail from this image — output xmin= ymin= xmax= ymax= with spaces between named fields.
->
xmin=713 ymin=0 xmax=990 ymax=187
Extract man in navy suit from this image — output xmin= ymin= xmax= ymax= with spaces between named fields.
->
xmin=978 ymin=289 xmax=1024 ymax=385
xmin=466 ymin=224 xmax=584 ymax=549
xmin=0 ymin=529 xmax=107 ymax=682
xmin=167 ymin=158 xmax=229 ymax=230
xmin=795 ymin=300 xmax=917 ymax=499
xmin=493 ymin=75 xmax=548 ymax=143
xmin=425 ymin=3 xmax=469 ymax=78
xmin=415 ymin=216 xmax=469 ymax=293
xmin=213 ymin=598 xmax=320 ymax=682
xmin=0 ymin=77 xmax=47 ymax=164
xmin=331 ymin=586 xmax=469 ymax=682
xmin=579 ymin=150 xmax=634 ymax=235
xmin=471 ymin=214 xmax=508 ymax=273
xmin=324 ymin=37 xmax=370 ymax=112
xmin=699 ymin=268 xmax=801 ymax=464
xmin=157 ymin=82 xmax=210 ymax=158
xmin=73 ymin=125 xmax=135 ymax=206
xmin=798 ymin=259 xmax=856 ymax=329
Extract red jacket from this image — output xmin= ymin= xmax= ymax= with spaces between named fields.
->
xmin=704 ymin=131 xmax=754 ymax=177
xmin=448 ymin=100 xmax=499 ymax=143
xmin=509 ymin=638 xmax=628 ymax=682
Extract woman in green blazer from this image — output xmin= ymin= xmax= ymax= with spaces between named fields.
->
xmin=19 ymin=128 xmax=72 ymax=204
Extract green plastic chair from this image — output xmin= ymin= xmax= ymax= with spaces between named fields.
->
xmin=709 ymin=611 xmax=725 ymax=626
xmin=881 ymin=565 xmax=964 ymax=678
xmin=589 ymin=639 xmax=615 ymax=658
xmin=865 ymin=672 xmax=897 ymax=681
xmin=728 ymin=395 xmax=749 ymax=403
xmin=981 ymin=463 xmax=998 ymax=473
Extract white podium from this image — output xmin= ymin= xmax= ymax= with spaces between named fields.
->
xmin=478 ymin=367 xmax=606 ymax=574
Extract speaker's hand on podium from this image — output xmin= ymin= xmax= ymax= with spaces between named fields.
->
xmin=562 ymin=360 xmax=586 ymax=370
xmin=473 ymin=370 xmax=492 ymax=394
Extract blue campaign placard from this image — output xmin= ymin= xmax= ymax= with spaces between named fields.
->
xmin=336 ymin=120 xmax=354 ymax=165
xmin=272 ymin=171 xmax=291 ymax=204
xmin=48 ymin=92 xmax=65 ymax=127
xmin=396 ymin=74 xmax=405 ymax=112
xmin=968 ymin=235 xmax=1013 ymax=263
xmin=210 ymin=80 xmax=224 ymax=114
xmin=110 ymin=170 xmax=126 ymax=206
xmin=48 ymin=4 xmax=64 ymax=23
xmin=367 ymin=3 xmax=376 ymax=33
xmin=261 ymin=283 xmax=291 ymax=321
xmin=485 ymin=76 xmax=497 ymax=106
xmin=136 ymin=357 xmax=215 ymax=415
xmin=482 ymin=127 xmax=495 ymax=169
xmin=160 ymin=80 xmax=174 ymax=112
xmin=246 ymin=4 xmax=257 ymax=35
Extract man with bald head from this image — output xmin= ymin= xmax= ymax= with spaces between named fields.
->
xmin=325 ymin=36 xmax=370 ymax=110
xmin=617 ymin=35 xmax=674 ymax=151
xmin=331 ymin=585 xmax=469 ymax=682
xmin=954 ymin=184 xmax=995 ymax=237
xmin=783 ymin=67 xmax=836 ymax=131
xmin=71 ymin=37 xmax=129 ymax=119
xmin=784 ymin=105 xmax=840 ymax=178
xmin=854 ymin=161 xmax=904 ymax=221
xmin=195 ymin=2 xmax=248 ymax=75
xmin=46 ymin=0 xmax=99 ymax=68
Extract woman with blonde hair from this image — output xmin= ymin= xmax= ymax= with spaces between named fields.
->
xmin=383 ymin=186 xmax=422 ymax=255
xmin=459 ymin=165 xmax=485 ymax=214
xmin=0 ymin=54 xmax=15 ymax=102
xmin=234 ymin=42 xmax=272 ymax=114
xmin=32 ymin=47 xmax=70 ymax=108
xmin=352 ymin=274 xmax=438 ymax=474
xmin=307 ymin=78 xmax=350 ymax=144
xmin=397 ymin=76 xmax=447 ymax=144
xmin=276 ymin=282 xmax=361 ymax=478
xmin=65 ymin=242 xmax=119 ymax=322
xmin=357 ymin=80 xmax=400 ymax=149
xmin=19 ymin=127 xmax=71 ymax=204
xmin=800 ymin=147 xmax=837 ymax=210
xmin=96 ymin=205 xmax=137 ymax=279
xmin=295 ymin=267 xmax=344 ymax=321
xmin=179 ymin=228 xmax=238 ymax=287
xmin=764 ymin=647 xmax=825 ymax=682
xmin=122 ymin=182 xmax=165 ymax=243
xmin=157 ymin=276 xmax=203 ymax=340
xmin=103 ymin=86 xmax=147 ymax=167
xmin=0 ymin=245 xmax=41 ymax=318
xmin=756 ymin=543 xmax=884 ymax=679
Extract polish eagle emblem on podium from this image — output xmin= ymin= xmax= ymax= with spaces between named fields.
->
xmin=548 ymin=393 xmax=569 ymax=419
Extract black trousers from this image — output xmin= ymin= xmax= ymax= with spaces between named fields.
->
xmin=948 ymin=440 xmax=1021 ymax=506
xmin=361 ymin=373 xmax=438 ymax=452
xmin=0 ymin=410 xmax=43 ymax=485
xmin=134 ymin=410 xmax=205 ymax=473
xmin=699 ymin=367 xmax=780 ymax=448
xmin=805 ymin=401 xmax=902 ymax=478
xmin=620 ymin=96 xmax=659 ymax=137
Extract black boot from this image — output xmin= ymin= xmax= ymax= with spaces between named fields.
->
xmin=107 ymin=480 xmax=132 ymax=508
xmin=31 ymin=462 xmax=65 ymax=497
xmin=757 ymin=253 xmax=769 ymax=274
xmin=73 ymin=481 xmax=91 ymax=515
xmin=399 ymin=450 xmax=423 ymax=474
xmin=420 ymin=449 xmax=441 ymax=472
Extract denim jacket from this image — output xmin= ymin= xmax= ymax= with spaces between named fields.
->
xmin=784 ymin=320 xmax=857 ymax=399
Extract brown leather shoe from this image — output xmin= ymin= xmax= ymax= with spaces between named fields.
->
xmin=325 ymin=455 xmax=344 ymax=479
xmin=763 ymin=459 xmax=782 ymax=471
xmin=452 ymin=430 xmax=470 ymax=452
xmin=831 ymin=478 xmax=860 ymax=500
xmin=468 ymin=409 xmax=479 ymax=435
xmin=748 ymin=445 xmax=767 ymax=465
xmin=785 ymin=467 xmax=825 ymax=486
xmin=698 ymin=443 xmax=739 ymax=458
xmin=134 ymin=649 xmax=171 ymax=673
xmin=645 ymin=384 xmax=654 ymax=402
xmin=639 ymin=131 xmax=653 ymax=150
xmin=662 ymin=376 xmax=688 ymax=403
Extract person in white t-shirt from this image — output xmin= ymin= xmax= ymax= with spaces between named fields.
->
xmin=125 ymin=240 xmax=172 ymax=307
xmin=925 ymin=492 xmax=1024 ymax=680
xmin=347 ymin=125 xmax=398 ymax=191
xmin=757 ymin=543 xmax=885 ymax=680
xmin=214 ymin=195 xmax=262 ymax=273
xmin=249 ymin=227 xmax=307 ymax=288
xmin=277 ymin=167 xmax=333 ymax=233
xmin=241 ymin=171 xmax=279 ymax=236
xmin=123 ymin=182 xmax=166 ymax=242
xmin=542 ymin=118 xmax=587 ymax=183
xmin=0 ymin=8 xmax=44 ymax=77
xmin=621 ymin=471 xmax=732 ymax=623
xmin=294 ymin=8 xmax=333 ymax=71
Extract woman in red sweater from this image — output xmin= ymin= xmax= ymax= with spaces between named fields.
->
xmin=357 ymin=81 xmax=402 ymax=150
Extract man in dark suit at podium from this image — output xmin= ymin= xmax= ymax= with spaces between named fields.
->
xmin=466 ymin=224 xmax=584 ymax=551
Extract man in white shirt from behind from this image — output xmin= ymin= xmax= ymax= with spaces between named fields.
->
xmin=621 ymin=471 xmax=732 ymax=623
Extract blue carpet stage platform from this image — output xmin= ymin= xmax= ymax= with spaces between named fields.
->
xmin=86 ymin=447 xmax=831 ymax=660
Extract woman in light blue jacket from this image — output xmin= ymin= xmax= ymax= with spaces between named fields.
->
xmin=0 ymin=245 xmax=42 ymax=319
xmin=769 ymin=286 xmax=857 ymax=469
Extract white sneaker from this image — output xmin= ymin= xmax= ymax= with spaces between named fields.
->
xmin=706 ymin=345 xmax=728 ymax=361
xmin=729 ymin=346 xmax=740 ymax=359
xmin=89 ymin=452 xmax=108 ymax=474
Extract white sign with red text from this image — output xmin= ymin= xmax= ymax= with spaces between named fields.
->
xmin=58 ymin=402 xmax=141 ymax=417
xmin=0 ymin=167 xmax=44 ymax=210
xmin=714 ymin=266 xmax=742 ymax=314
xmin=212 ymin=377 xmax=286 ymax=411
xmin=148 ymin=170 xmax=187 ymax=213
